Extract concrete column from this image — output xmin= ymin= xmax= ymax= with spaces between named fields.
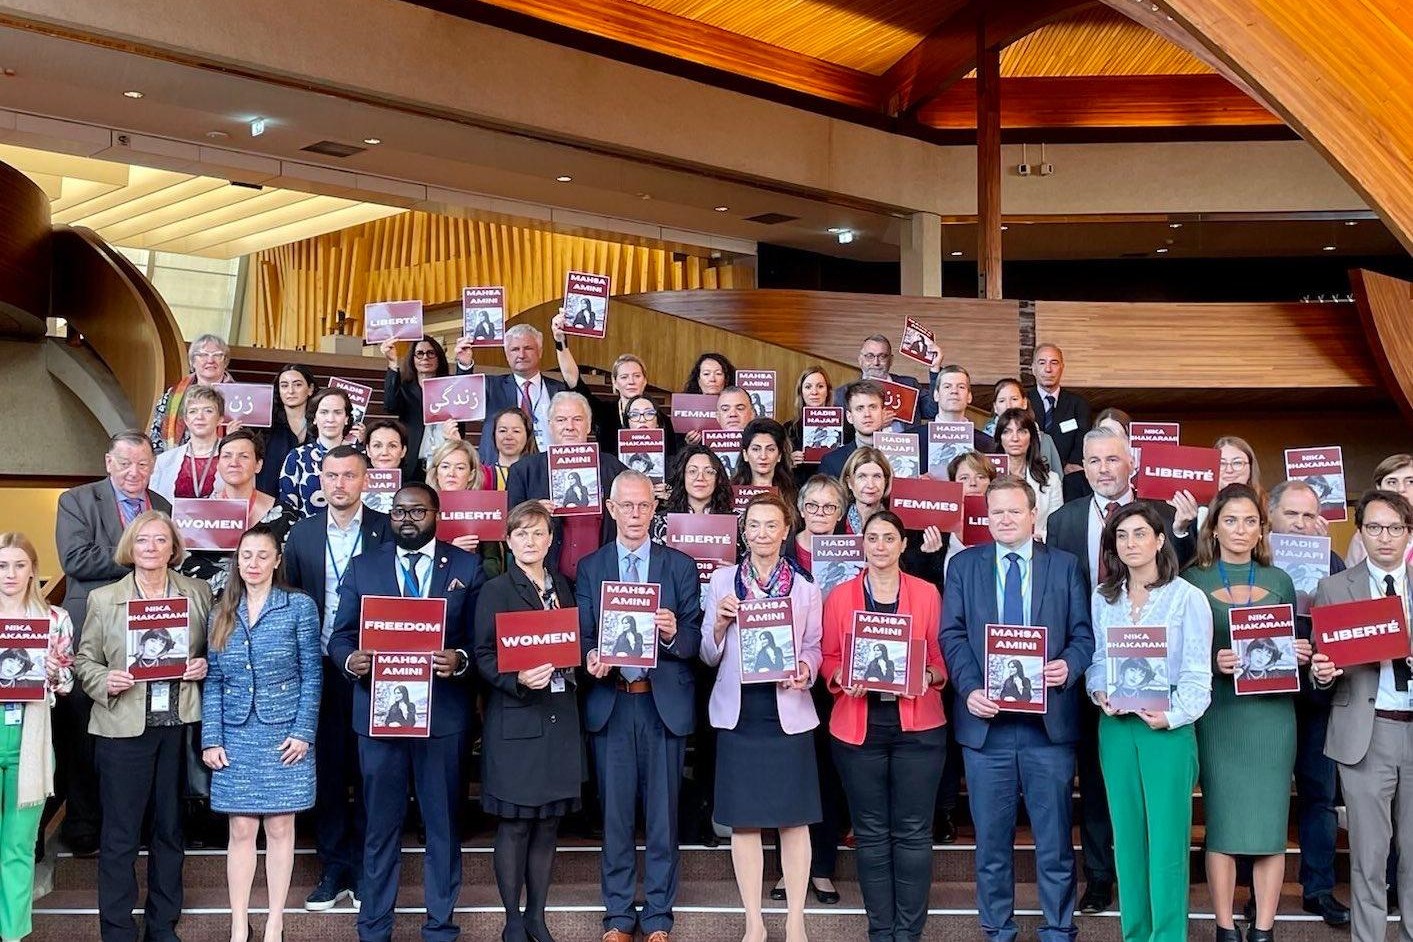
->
xmin=900 ymin=211 xmax=942 ymax=297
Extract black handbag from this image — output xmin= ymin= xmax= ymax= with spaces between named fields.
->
xmin=182 ymin=722 xmax=212 ymax=799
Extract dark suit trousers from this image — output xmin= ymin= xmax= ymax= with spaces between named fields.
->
xmin=56 ymin=684 xmax=102 ymax=844
xmin=964 ymin=717 xmax=1078 ymax=942
xmin=315 ymin=658 xmax=365 ymax=884
xmin=357 ymin=734 xmax=463 ymax=942
xmin=831 ymin=702 xmax=946 ymax=942
xmin=1076 ymin=696 xmax=1115 ymax=884
xmin=593 ymin=690 xmax=686 ymax=935
xmin=1294 ymin=698 xmax=1339 ymax=897
xmin=95 ymin=725 xmax=185 ymax=942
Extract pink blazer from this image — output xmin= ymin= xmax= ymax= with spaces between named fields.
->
xmin=700 ymin=565 xmax=823 ymax=735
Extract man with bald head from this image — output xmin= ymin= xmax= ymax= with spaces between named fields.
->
xmin=1026 ymin=344 xmax=1091 ymax=481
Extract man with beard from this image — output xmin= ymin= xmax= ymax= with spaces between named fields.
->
xmin=328 ymin=483 xmax=483 ymax=942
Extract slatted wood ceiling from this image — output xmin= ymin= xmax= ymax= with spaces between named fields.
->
xmin=1000 ymin=7 xmax=1213 ymax=76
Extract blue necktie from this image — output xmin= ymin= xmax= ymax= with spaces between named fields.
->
xmin=120 ymin=497 xmax=142 ymax=526
xmin=1003 ymin=552 xmax=1024 ymax=625
xmin=622 ymin=552 xmax=645 ymax=681
xmin=401 ymin=552 xmax=423 ymax=598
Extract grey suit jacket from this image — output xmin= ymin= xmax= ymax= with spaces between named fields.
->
xmin=1317 ymin=560 xmax=1413 ymax=766
xmin=55 ymin=479 xmax=172 ymax=639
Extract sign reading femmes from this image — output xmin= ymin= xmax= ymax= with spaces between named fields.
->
xmin=125 ymin=597 xmax=190 ymax=682
xmin=548 ymin=443 xmax=601 ymax=517
xmin=463 ymin=286 xmax=506 ymax=348
xmin=889 ymin=478 xmax=964 ymax=533
xmin=364 ymin=299 xmax=424 ymax=343
xmin=421 ymin=374 xmax=487 ymax=423
xmin=670 ymin=394 xmax=720 ymax=434
xmin=436 ymin=489 xmax=509 ymax=543
xmin=562 ymin=271 xmax=610 ymax=339
xmin=171 ymin=498 xmax=247 ymax=552
xmin=0 ymin=617 xmax=49 ymax=701
xmin=495 ymin=608 xmax=582 ymax=672
xmin=598 ymin=581 xmax=660 ymax=669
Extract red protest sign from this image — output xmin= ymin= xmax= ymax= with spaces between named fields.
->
xmin=214 ymin=383 xmax=273 ymax=428
xmin=364 ymin=300 xmax=424 ymax=343
xmin=1134 ymin=443 xmax=1221 ymax=503
xmin=359 ymin=596 xmax=447 ymax=653
xmin=1311 ymin=595 xmax=1409 ymax=668
xmin=495 ymin=608 xmax=582 ymax=672
xmin=421 ymin=375 xmax=486 ymax=423
xmin=171 ymin=498 xmax=247 ymax=552
xmin=436 ymin=489 xmax=508 ymax=542
xmin=889 ymin=477 xmax=964 ymax=533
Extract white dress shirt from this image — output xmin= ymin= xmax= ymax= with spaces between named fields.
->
xmin=1087 ymin=490 xmax=1136 ymax=590
xmin=397 ymin=538 xmax=437 ymax=598
xmin=323 ymin=508 xmax=364 ymax=653
xmin=1369 ymin=561 xmax=1413 ymax=710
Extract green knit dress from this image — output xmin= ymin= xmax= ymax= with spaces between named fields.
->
xmin=1183 ymin=562 xmax=1297 ymax=855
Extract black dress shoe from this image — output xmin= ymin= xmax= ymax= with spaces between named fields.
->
xmin=810 ymin=879 xmax=841 ymax=905
xmin=1247 ymin=927 xmax=1275 ymax=942
xmin=1078 ymin=882 xmax=1113 ymax=915
xmin=935 ymin=814 xmax=957 ymax=844
xmin=1301 ymin=893 xmax=1350 ymax=927
xmin=1214 ymin=927 xmax=1242 ymax=942
xmin=523 ymin=916 xmax=557 ymax=942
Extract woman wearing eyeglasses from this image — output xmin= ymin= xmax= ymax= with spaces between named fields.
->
xmin=649 ymin=445 xmax=734 ymax=547
xmin=623 ymin=395 xmax=672 ymax=500
xmin=381 ymin=334 xmax=473 ymax=480
xmin=148 ymin=334 xmax=233 ymax=455
xmin=1180 ymin=436 xmax=1263 ymax=535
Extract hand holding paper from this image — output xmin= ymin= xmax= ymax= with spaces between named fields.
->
xmin=1043 ymin=658 xmax=1069 ymax=688
xmin=518 ymin=663 xmax=556 ymax=690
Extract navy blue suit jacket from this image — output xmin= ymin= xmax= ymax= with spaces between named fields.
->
xmin=326 ymin=540 xmax=484 ymax=737
xmin=282 ymin=508 xmax=390 ymax=624
xmin=818 ymin=427 xmax=929 ymax=481
xmin=574 ymin=541 xmax=702 ymax=737
xmin=507 ymin=449 xmax=626 ymax=575
xmin=1027 ymin=387 xmax=1091 ymax=468
xmin=941 ymin=541 xmax=1094 ymax=749
xmin=476 ymin=371 xmax=570 ymax=464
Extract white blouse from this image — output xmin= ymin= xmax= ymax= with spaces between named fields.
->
xmin=1086 ymin=577 xmax=1214 ymax=729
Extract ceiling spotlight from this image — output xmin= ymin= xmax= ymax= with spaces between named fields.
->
xmin=1000 ymin=225 xmax=1009 ymax=231
xmin=713 ymin=206 xmax=729 ymax=212
xmin=249 ymin=117 xmax=267 ymax=137
xmin=122 ymin=90 xmax=144 ymax=99
xmin=1168 ymin=222 xmax=1183 ymax=229
xmin=827 ymin=227 xmax=846 ymax=234
xmin=950 ymin=250 xmax=964 ymax=257
xmin=555 ymin=175 xmax=572 ymax=183
xmin=363 ymin=137 xmax=382 ymax=145
xmin=836 ymin=230 xmax=855 ymax=245
xmin=1155 ymin=247 xmax=1170 ymax=254
xmin=1344 ymin=220 xmax=1359 ymax=227
xmin=1322 ymin=245 xmax=1337 ymax=251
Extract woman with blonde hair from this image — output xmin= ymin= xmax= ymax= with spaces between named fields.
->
xmin=75 ymin=510 xmax=211 ymax=942
xmin=427 ymin=439 xmax=503 ymax=578
xmin=0 ymin=533 xmax=74 ymax=942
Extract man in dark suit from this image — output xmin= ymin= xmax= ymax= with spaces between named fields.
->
xmin=464 ymin=318 xmax=576 ymax=463
xmin=507 ymin=391 xmax=625 ymax=581
xmin=328 ymin=483 xmax=484 ymax=942
xmin=831 ymin=333 xmax=940 ymax=422
xmin=577 ymin=471 xmax=702 ymax=942
xmin=820 ymin=381 xmax=906 ymax=480
xmin=1311 ymin=489 xmax=1413 ymax=942
xmin=1042 ymin=425 xmax=1197 ymax=914
xmin=942 ymin=476 xmax=1094 ymax=942
xmin=54 ymin=429 xmax=172 ymax=856
xmin=282 ymin=445 xmax=389 ymax=911
xmin=1267 ymin=480 xmax=1351 ymax=926
xmin=1026 ymin=344 xmax=1091 ymax=498
xmin=923 ymin=364 xmax=996 ymax=452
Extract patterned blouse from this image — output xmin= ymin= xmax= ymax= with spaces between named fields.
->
xmin=279 ymin=440 xmax=332 ymax=518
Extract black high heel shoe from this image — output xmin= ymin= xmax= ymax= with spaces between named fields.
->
xmin=810 ymin=878 xmax=841 ymax=905
xmin=769 ymin=881 xmax=787 ymax=901
xmin=523 ymin=916 xmax=557 ymax=942
xmin=1214 ymin=926 xmax=1242 ymax=942
xmin=1247 ymin=927 xmax=1275 ymax=942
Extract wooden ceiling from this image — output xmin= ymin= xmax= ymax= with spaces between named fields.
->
xmin=441 ymin=0 xmax=1279 ymax=135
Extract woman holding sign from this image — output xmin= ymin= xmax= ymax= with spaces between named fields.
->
xmin=382 ymin=334 xmax=471 ymax=479
xmin=1181 ymin=484 xmax=1300 ymax=942
xmin=731 ymin=419 xmax=800 ymax=516
xmin=201 ymin=523 xmax=320 ymax=942
xmin=702 ymin=493 xmax=823 ymax=942
xmin=680 ymin=353 xmax=737 ymax=445
xmin=473 ymin=500 xmax=582 ymax=942
xmin=148 ymin=333 xmax=232 ymax=454
xmin=151 ymin=384 xmax=227 ymax=501
xmin=783 ymin=367 xmax=833 ymax=466
xmin=74 ymin=510 xmax=211 ymax=942
xmin=649 ymin=445 xmax=734 ymax=547
xmin=1085 ymin=503 xmax=1213 ymax=942
xmin=842 ymin=447 xmax=947 ymax=585
xmin=820 ymin=510 xmax=948 ymax=942
xmin=995 ymin=408 xmax=1061 ymax=540
xmin=0 ymin=532 xmax=74 ymax=942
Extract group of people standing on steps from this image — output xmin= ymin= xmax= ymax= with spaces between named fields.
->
xmin=0 ymin=323 xmax=1405 ymax=942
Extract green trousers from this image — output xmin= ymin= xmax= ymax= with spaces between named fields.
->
xmin=0 ymin=715 xmax=42 ymax=941
xmin=1098 ymin=713 xmax=1198 ymax=942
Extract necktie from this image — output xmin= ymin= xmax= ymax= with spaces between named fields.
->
xmin=1043 ymin=394 xmax=1057 ymax=432
xmin=1387 ymin=576 xmax=1411 ymax=691
xmin=1003 ymin=552 xmax=1024 ymax=625
xmin=622 ymin=551 xmax=645 ymax=680
xmin=401 ymin=552 xmax=423 ymax=598
xmin=1096 ymin=501 xmax=1120 ymax=584
xmin=120 ymin=497 xmax=142 ymax=526
xmin=519 ymin=380 xmax=534 ymax=416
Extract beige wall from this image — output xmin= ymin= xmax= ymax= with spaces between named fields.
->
xmin=0 ymin=488 xmax=65 ymax=587
xmin=0 ymin=339 xmax=109 ymax=474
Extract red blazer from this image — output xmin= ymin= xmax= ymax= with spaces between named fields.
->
xmin=820 ymin=570 xmax=948 ymax=746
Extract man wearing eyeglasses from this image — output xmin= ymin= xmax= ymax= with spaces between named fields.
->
xmin=54 ymin=429 xmax=173 ymax=857
xmin=576 ymin=471 xmax=703 ymax=942
xmin=1312 ymin=488 xmax=1413 ymax=942
xmin=831 ymin=334 xmax=941 ymax=423
xmin=328 ymin=482 xmax=483 ymax=942
xmin=507 ymin=392 xmax=626 ymax=581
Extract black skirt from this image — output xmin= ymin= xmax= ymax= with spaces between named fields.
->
xmin=714 ymin=684 xmax=822 ymax=829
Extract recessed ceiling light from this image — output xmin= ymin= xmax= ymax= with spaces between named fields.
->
xmin=363 ymin=137 xmax=382 ymax=145
xmin=836 ymin=230 xmax=855 ymax=245
xmin=1000 ymin=225 xmax=1009 ymax=231
xmin=1168 ymin=222 xmax=1183 ymax=229
xmin=1322 ymin=245 xmax=1337 ymax=251
xmin=1155 ymin=247 xmax=1170 ymax=254
xmin=555 ymin=175 xmax=572 ymax=183
xmin=950 ymin=251 xmax=964 ymax=257
xmin=122 ymin=90 xmax=144 ymax=99
xmin=637 ymin=193 xmax=652 ymax=200
xmin=1344 ymin=220 xmax=1359 ymax=227
xmin=827 ymin=227 xmax=845 ymax=234
xmin=713 ymin=206 xmax=729 ymax=212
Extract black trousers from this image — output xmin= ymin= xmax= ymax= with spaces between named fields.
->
xmin=314 ymin=657 xmax=365 ymax=884
xmin=809 ymin=683 xmax=847 ymax=879
xmin=95 ymin=725 xmax=186 ymax=942
xmin=832 ymin=702 xmax=946 ymax=942
xmin=1075 ymin=695 xmax=1115 ymax=885
xmin=56 ymin=685 xmax=102 ymax=845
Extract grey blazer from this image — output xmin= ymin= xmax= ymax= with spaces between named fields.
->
xmin=1316 ymin=560 xmax=1413 ymax=766
xmin=55 ymin=479 xmax=172 ymax=639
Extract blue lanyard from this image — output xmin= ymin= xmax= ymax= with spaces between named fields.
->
xmin=326 ymin=529 xmax=362 ymax=589
xmin=1217 ymin=559 xmax=1256 ymax=605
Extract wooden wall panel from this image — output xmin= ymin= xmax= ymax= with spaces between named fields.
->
xmin=1351 ymin=269 xmax=1413 ymax=425
xmin=1033 ymin=299 xmax=1376 ymax=389
xmin=0 ymin=160 xmax=51 ymax=337
xmin=251 ymin=212 xmax=754 ymax=351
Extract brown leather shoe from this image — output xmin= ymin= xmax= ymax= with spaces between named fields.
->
xmin=601 ymin=931 xmax=634 ymax=942
xmin=644 ymin=933 xmax=671 ymax=942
